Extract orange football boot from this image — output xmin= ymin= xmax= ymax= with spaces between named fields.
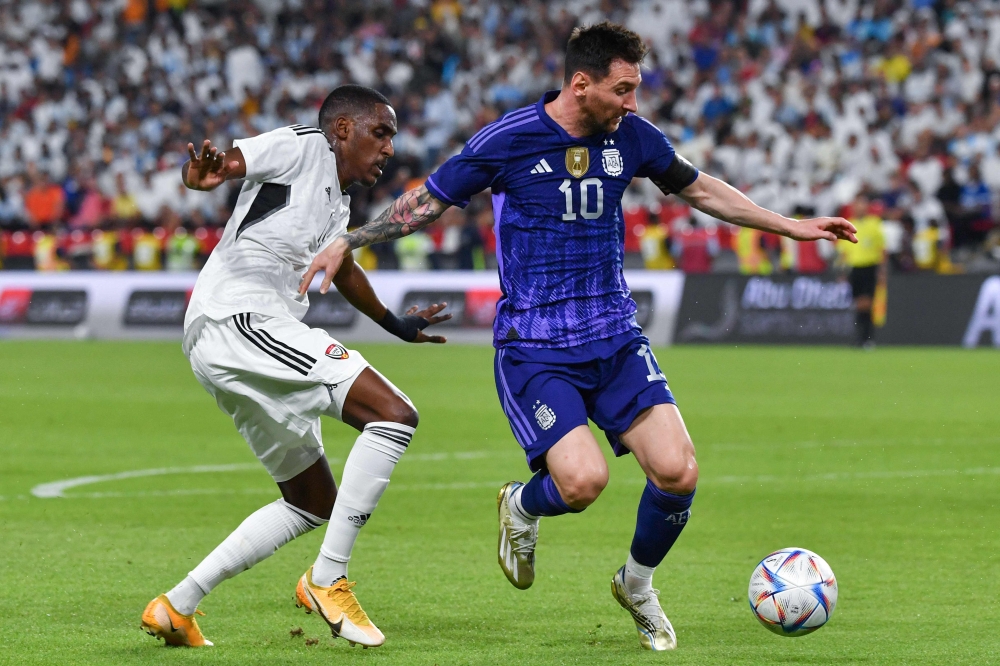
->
xmin=140 ymin=594 xmax=213 ymax=647
xmin=295 ymin=567 xmax=385 ymax=647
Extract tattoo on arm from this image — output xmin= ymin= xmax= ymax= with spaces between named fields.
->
xmin=343 ymin=186 xmax=448 ymax=250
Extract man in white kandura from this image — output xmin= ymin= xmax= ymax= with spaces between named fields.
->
xmin=141 ymin=85 xmax=449 ymax=649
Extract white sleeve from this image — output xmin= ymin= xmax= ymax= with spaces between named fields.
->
xmin=317 ymin=194 xmax=352 ymax=253
xmin=233 ymin=127 xmax=302 ymax=184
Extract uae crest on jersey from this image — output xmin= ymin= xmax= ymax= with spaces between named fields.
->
xmin=565 ymin=146 xmax=589 ymax=178
xmin=325 ymin=343 xmax=349 ymax=360
xmin=602 ymin=148 xmax=624 ymax=177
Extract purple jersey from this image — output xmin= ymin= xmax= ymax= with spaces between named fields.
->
xmin=427 ymin=91 xmax=696 ymax=349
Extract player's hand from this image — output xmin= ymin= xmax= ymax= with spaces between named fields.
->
xmin=789 ymin=217 xmax=858 ymax=243
xmin=183 ymin=140 xmax=239 ymax=191
xmin=300 ymin=237 xmax=350 ymax=295
xmin=407 ymin=303 xmax=452 ymax=344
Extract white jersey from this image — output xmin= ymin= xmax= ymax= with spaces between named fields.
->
xmin=183 ymin=124 xmax=350 ymax=353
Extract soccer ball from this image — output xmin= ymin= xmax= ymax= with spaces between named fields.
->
xmin=748 ymin=547 xmax=838 ymax=637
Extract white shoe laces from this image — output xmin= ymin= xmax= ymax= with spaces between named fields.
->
xmin=507 ymin=521 xmax=537 ymax=557
xmin=631 ymin=588 xmax=671 ymax=632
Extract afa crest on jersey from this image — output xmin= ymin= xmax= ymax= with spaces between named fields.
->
xmin=565 ymin=146 xmax=589 ymax=178
xmin=325 ymin=343 xmax=349 ymax=360
xmin=602 ymin=148 xmax=624 ymax=177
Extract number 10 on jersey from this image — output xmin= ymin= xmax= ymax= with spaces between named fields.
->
xmin=560 ymin=178 xmax=604 ymax=221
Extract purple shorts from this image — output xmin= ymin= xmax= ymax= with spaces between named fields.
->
xmin=494 ymin=330 xmax=676 ymax=472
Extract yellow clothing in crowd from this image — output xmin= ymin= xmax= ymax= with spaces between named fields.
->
xmin=735 ymin=227 xmax=773 ymax=274
xmin=639 ymin=224 xmax=674 ymax=270
xmin=838 ymin=214 xmax=884 ymax=268
xmin=913 ymin=226 xmax=940 ymax=270
xmin=875 ymin=54 xmax=911 ymax=83
xmin=133 ymin=232 xmax=163 ymax=271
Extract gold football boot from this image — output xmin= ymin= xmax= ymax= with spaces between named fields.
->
xmin=497 ymin=481 xmax=538 ymax=590
xmin=611 ymin=566 xmax=677 ymax=651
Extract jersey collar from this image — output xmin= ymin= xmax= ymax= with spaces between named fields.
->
xmin=536 ymin=90 xmax=609 ymax=147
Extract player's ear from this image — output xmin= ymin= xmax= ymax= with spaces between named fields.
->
xmin=569 ymin=71 xmax=590 ymax=98
xmin=333 ymin=115 xmax=353 ymax=142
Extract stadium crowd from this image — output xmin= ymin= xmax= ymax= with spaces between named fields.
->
xmin=0 ymin=0 xmax=999 ymax=274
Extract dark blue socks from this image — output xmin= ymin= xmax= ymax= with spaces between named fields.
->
xmin=519 ymin=471 xmax=580 ymax=517
xmin=630 ymin=479 xmax=695 ymax=567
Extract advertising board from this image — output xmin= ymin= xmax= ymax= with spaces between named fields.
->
xmin=675 ymin=273 xmax=1000 ymax=347
xmin=675 ymin=275 xmax=855 ymax=344
xmin=0 ymin=271 xmax=686 ymax=345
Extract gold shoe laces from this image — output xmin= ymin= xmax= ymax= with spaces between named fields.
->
xmin=328 ymin=580 xmax=371 ymax=626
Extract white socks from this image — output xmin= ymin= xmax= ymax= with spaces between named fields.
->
xmin=164 ymin=421 xmax=415 ymax=612
xmin=166 ymin=499 xmax=325 ymax=615
xmin=509 ymin=484 xmax=539 ymax=524
xmin=623 ymin=553 xmax=655 ymax=596
xmin=312 ymin=421 xmax=414 ymax=586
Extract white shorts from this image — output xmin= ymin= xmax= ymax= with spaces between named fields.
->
xmin=187 ymin=313 xmax=371 ymax=482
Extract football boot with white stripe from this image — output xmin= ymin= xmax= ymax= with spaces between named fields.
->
xmin=497 ymin=481 xmax=537 ymax=590
xmin=611 ymin=566 xmax=677 ymax=651
xmin=295 ymin=567 xmax=385 ymax=648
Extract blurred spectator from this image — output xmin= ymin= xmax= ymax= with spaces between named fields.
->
xmin=133 ymin=228 xmax=164 ymax=271
xmin=23 ymin=171 xmax=65 ymax=228
xmin=396 ymin=231 xmax=434 ymax=270
xmin=68 ymin=176 xmax=108 ymax=229
xmin=734 ymin=227 xmax=773 ymax=275
xmin=0 ymin=177 xmax=25 ymax=228
xmin=165 ymin=224 xmax=201 ymax=272
xmin=889 ymin=214 xmax=917 ymax=273
xmin=906 ymin=184 xmax=947 ymax=232
xmin=428 ymin=206 xmax=482 ymax=270
xmin=92 ymin=228 xmax=128 ymax=271
xmin=672 ymin=220 xmax=719 ymax=274
xmin=957 ymin=163 xmax=994 ymax=249
xmin=914 ymin=219 xmax=945 ymax=272
xmin=33 ymin=232 xmax=66 ymax=272
xmin=111 ymin=174 xmax=142 ymax=226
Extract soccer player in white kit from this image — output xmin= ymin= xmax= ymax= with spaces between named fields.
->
xmin=141 ymin=85 xmax=449 ymax=649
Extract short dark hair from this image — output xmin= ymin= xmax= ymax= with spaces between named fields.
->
xmin=564 ymin=22 xmax=648 ymax=83
xmin=318 ymin=84 xmax=391 ymax=129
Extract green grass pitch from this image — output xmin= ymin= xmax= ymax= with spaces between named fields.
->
xmin=1 ymin=341 xmax=998 ymax=665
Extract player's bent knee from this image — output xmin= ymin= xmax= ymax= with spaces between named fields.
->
xmin=647 ymin=457 xmax=699 ymax=496
xmin=391 ymin=400 xmax=419 ymax=429
xmin=281 ymin=482 xmax=336 ymax=519
xmin=378 ymin=395 xmax=419 ymax=428
xmin=558 ymin=468 xmax=609 ymax=509
xmin=299 ymin=494 xmax=335 ymax=521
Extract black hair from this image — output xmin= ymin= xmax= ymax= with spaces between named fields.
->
xmin=563 ymin=22 xmax=649 ymax=83
xmin=318 ymin=84 xmax=391 ymax=129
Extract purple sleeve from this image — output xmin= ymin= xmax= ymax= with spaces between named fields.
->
xmin=425 ymin=141 xmax=505 ymax=209
xmin=632 ymin=115 xmax=695 ymax=183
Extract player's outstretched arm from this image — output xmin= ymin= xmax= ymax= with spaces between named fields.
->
xmin=299 ymin=185 xmax=450 ymax=295
xmin=181 ymin=140 xmax=246 ymax=191
xmin=331 ymin=251 xmax=451 ymax=343
xmin=674 ymin=172 xmax=858 ymax=243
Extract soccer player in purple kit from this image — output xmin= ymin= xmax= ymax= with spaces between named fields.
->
xmin=302 ymin=23 xmax=857 ymax=651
